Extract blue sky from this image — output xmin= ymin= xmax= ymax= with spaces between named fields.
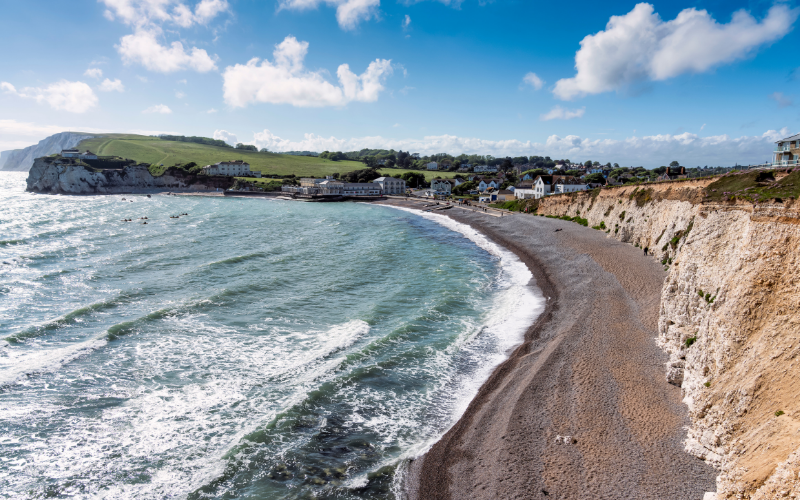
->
xmin=1 ymin=0 xmax=798 ymax=166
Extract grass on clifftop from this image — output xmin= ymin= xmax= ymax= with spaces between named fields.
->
xmin=77 ymin=134 xmax=457 ymax=181
xmin=704 ymin=169 xmax=800 ymax=203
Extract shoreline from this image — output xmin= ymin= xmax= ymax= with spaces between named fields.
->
xmin=376 ymin=199 xmax=717 ymax=500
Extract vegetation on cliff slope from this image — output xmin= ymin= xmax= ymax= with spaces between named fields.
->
xmin=704 ymin=169 xmax=800 ymax=203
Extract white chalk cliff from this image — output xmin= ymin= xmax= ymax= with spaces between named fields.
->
xmin=537 ymin=179 xmax=800 ymax=499
xmin=26 ymin=157 xmax=229 ymax=194
xmin=1 ymin=132 xmax=95 ymax=172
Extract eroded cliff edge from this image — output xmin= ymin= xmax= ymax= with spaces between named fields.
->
xmin=535 ymin=175 xmax=800 ymax=499
xmin=26 ymin=157 xmax=233 ymax=194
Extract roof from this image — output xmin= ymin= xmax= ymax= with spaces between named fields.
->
xmin=374 ymin=177 xmax=402 ymax=182
xmin=498 ymin=189 xmax=513 ymax=195
xmin=777 ymin=133 xmax=800 ymax=143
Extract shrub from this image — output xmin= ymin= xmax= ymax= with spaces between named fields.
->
xmin=685 ymin=336 xmax=697 ymax=347
xmin=776 ymin=410 xmax=785 ymax=417
xmin=619 ymin=211 xmax=626 ymax=220
xmin=704 ymin=381 xmax=711 ymax=387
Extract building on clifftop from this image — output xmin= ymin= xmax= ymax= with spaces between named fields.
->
xmin=773 ymin=133 xmax=800 ymax=167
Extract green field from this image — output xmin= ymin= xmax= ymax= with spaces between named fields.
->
xmin=77 ymin=134 xmax=457 ymax=181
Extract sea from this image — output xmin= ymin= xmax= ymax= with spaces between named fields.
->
xmin=0 ymin=172 xmax=543 ymax=500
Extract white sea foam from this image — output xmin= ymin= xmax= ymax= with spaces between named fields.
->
xmin=382 ymin=205 xmax=546 ymax=471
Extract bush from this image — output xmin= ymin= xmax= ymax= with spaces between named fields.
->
xmin=685 ymin=336 xmax=697 ymax=347
xmin=776 ymin=410 xmax=785 ymax=417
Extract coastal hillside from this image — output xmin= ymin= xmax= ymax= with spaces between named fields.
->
xmin=0 ymin=132 xmax=95 ymax=172
xmin=535 ymin=174 xmax=800 ymax=499
xmin=75 ymin=134 xmax=455 ymax=181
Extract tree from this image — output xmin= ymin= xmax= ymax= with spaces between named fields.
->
xmin=399 ymin=171 xmax=426 ymax=188
xmin=613 ymin=163 xmax=620 ymax=169
xmin=452 ymin=180 xmax=478 ymax=195
xmin=235 ymin=143 xmax=258 ymax=151
xmin=386 ymin=159 xmax=396 ymax=168
xmin=584 ymin=160 xmax=593 ymax=168
xmin=584 ymin=173 xmax=606 ymax=185
xmin=565 ymin=170 xmax=583 ymax=177
xmin=259 ymin=148 xmax=271 ymax=153
xmin=670 ymin=160 xmax=680 ymax=167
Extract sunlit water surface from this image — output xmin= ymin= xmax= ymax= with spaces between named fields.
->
xmin=0 ymin=172 xmax=543 ymax=499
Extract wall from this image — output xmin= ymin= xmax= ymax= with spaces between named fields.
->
xmin=536 ymin=181 xmax=800 ymax=499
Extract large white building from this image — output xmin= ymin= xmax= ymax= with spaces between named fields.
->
xmin=529 ymin=175 xmax=588 ymax=199
xmin=202 ymin=161 xmax=261 ymax=177
xmin=374 ymin=176 xmax=407 ymax=195
xmin=427 ymin=161 xmax=439 ymax=170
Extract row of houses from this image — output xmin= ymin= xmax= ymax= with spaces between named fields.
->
xmin=201 ymin=161 xmax=262 ymax=178
xmin=282 ymin=176 xmax=407 ymax=197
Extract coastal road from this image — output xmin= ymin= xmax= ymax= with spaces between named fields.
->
xmin=387 ymin=201 xmax=718 ymax=500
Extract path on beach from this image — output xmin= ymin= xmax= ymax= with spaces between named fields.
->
xmin=391 ymin=202 xmax=717 ymax=500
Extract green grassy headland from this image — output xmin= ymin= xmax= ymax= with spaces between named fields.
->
xmin=77 ymin=134 xmax=457 ymax=181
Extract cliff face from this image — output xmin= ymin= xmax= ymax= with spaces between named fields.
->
xmin=26 ymin=157 xmax=233 ymax=194
xmin=536 ymin=181 xmax=800 ymax=499
xmin=1 ymin=132 xmax=95 ymax=172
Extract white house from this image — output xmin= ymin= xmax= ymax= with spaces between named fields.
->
xmin=553 ymin=181 xmax=589 ymax=194
xmin=202 ymin=160 xmax=261 ymax=177
xmin=477 ymin=179 xmax=500 ymax=191
xmin=427 ymin=161 xmax=439 ymax=170
xmin=515 ymin=188 xmax=536 ymax=200
xmin=374 ymin=176 xmax=407 ymax=195
xmin=61 ymin=149 xmax=80 ymax=158
xmin=430 ymin=178 xmax=453 ymax=194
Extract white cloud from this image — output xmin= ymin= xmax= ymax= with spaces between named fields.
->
xmin=242 ymin=127 xmax=787 ymax=167
xmin=175 ymin=90 xmax=186 ymax=98
xmin=100 ymin=0 xmax=229 ymax=28
xmin=222 ymin=36 xmax=392 ymax=108
xmin=278 ymin=0 xmax=380 ymax=30
xmin=4 ymin=80 xmax=99 ymax=113
xmin=177 ymin=78 xmax=188 ymax=84
xmin=522 ymin=72 xmax=544 ymax=90
xmin=554 ymin=3 xmax=799 ymax=100
xmin=207 ymin=108 xmax=218 ymax=113
xmin=85 ymin=68 xmax=104 ymax=79
xmin=402 ymin=14 xmax=411 ymax=30
xmin=540 ymin=106 xmax=586 ymax=121
xmin=143 ymin=104 xmax=172 ymax=113
xmin=700 ymin=123 xmax=706 ymax=130
xmin=98 ymin=78 xmax=125 ymax=92
xmin=213 ymin=129 xmax=238 ymax=145
xmin=770 ymin=92 xmax=793 ymax=108
xmin=118 ymin=29 xmax=218 ymax=73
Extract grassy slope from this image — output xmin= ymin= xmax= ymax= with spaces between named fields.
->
xmin=704 ymin=170 xmax=800 ymax=202
xmin=77 ymin=134 xmax=457 ymax=181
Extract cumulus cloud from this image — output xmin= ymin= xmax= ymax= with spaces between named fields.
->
xmin=222 ymin=36 xmax=392 ymax=108
xmin=241 ymin=127 xmax=787 ymax=167
xmin=99 ymin=78 xmax=125 ymax=92
xmin=278 ymin=0 xmax=380 ymax=30
xmin=143 ymin=104 xmax=172 ymax=113
xmin=540 ymin=106 xmax=585 ymax=121
xmin=522 ymin=72 xmax=544 ymax=90
xmin=118 ymin=29 xmax=217 ymax=73
xmin=770 ymin=92 xmax=793 ymax=108
xmin=100 ymin=0 xmax=229 ymax=28
xmin=85 ymin=68 xmax=104 ymax=79
xmin=554 ymin=3 xmax=799 ymax=100
xmin=213 ymin=129 xmax=238 ymax=145
xmin=2 ymin=80 xmax=98 ymax=113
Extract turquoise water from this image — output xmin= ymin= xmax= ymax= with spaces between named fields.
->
xmin=0 ymin=173 xmax=542 ymax=499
